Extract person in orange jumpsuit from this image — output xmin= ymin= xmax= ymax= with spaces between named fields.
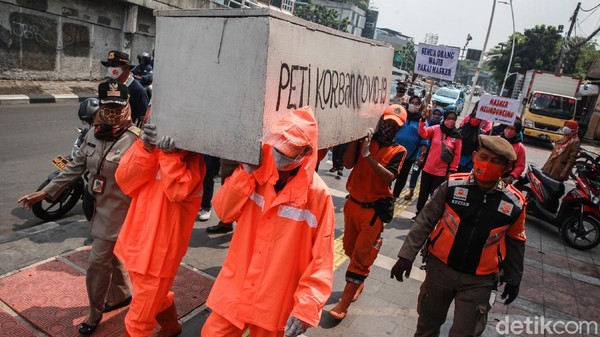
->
xmin=329 ymin=104 xmax=407 ymax=320
xmin=201 ymin=106 xmax=335 ymax=337
xmin=114 ymin=118 xmax=205 ymax=337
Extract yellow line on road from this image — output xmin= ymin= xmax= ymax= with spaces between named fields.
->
xmin=332 ymin=185 xmax=420 ymax=270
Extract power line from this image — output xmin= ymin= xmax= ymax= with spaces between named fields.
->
xmin=579 ymin=6 xmax=599 ymax=24
xmin=581 ymin=3 xmax=600 ymax=12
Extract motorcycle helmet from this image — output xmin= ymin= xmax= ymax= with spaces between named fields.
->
xmin=78 ymin=97 xmax=99 ymax=125
xmin=138 ymin=52 xmax=151 ymax=65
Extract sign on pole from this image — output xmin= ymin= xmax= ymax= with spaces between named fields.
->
xmin=476 ymin=94 xmax=520 ymax=126
xmin=414 ymin=43 xmax=460 ymax=81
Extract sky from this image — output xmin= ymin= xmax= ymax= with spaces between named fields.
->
xmin=370 ymin=0 xmax=600 ymax=52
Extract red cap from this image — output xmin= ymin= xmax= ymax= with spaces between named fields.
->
xmin=564 ymin=120 xmax=578 ymax=130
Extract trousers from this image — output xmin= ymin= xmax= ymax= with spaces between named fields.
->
xmin=201 ymin=311 xmax=283 ymax=337
xmin=415 ymin=256 xmax=495 ymax=337
xmin=125 ymin=271 xmax=175 ymax=336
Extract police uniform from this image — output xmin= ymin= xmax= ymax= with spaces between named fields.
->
xmin=397 ymin=136 xmax=526 ymax=336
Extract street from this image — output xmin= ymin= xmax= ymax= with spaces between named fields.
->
xmin=0 ymin=102 xmax=599 ymax=336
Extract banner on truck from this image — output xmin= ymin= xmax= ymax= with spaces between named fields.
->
xmin=476 ymin=94 xmax=520 ymax=126
xmin=414 ymin=43 xmax=459 ymax=81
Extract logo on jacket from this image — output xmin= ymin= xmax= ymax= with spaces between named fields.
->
xmin=453 ymin=187 xmax=468 ymax=201
xmin=498 ymin=200 xmax=513 ymax=215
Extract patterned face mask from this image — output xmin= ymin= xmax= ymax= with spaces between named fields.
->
xmin=98 ymin=104 xmax=130 ymax=126
xmin=374 ymin=119 xmax=400 ymax=146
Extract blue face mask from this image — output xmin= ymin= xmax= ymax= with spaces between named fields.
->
xmin=429 ymin=115 xmax=442 ymax=125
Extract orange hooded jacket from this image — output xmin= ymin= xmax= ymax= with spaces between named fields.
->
xmin=206 ymin=107 xmax=335 ymax=331
xmin=114 ymin=140 xmax=205 ymax=278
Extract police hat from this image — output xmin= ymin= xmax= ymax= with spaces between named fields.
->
xmin=101 ymin=50 xmax=133 ymax=67
xmin=98 ymin=81 xmax=128 ymax=106
xmin=478 ymin=135 xmax=516 ymax=162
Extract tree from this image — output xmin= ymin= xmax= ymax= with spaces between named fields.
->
xmin=396 ymin=40 xmax=415 ymax=71
xmin=294 ymin=1 xmax=351 ymax=32
xmin=487 ymin=24 xmax=598 ymax=95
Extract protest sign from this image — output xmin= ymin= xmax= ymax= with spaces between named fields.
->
xmin=414 ymin=43 xmax=460 ymax=81
xmin=476 ymin=94 xmax=520 ymax=126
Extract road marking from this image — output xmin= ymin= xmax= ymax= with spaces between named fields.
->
xmin=332 ymin=184 xmax=421 ymax=273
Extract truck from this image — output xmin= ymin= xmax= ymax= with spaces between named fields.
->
xmin=516 ymin=70 xmax=581 ymax=142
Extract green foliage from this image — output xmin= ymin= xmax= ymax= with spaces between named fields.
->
xmin=395 ymin=40 xmax=415 ymax=71
xmin=487 ymin=24 xmax=598 ymax=93
xmin=294 ymin=1 xmax=351 ymax=32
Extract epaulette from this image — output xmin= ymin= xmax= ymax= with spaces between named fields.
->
xmin=127 ymin=125 xmax=141 ymax=136
xmin=447 ymin=172 xmax=470 ymax=187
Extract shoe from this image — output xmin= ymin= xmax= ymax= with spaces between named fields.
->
xmin=206 ymin=222 xmax=233 ymax=234
xmin=404 ymin=191 xmax=414 ymax=200
xmin=78 ymin=317 xmax=101 ymax=335
xmin=198 ymin=209 xmax=211 ymax=221
xmin=329 ymin=282 xmax=361 ymax=320
xmin=103 ymin=295 xmax=132 ymax=313
xmin=337 ymin=170 xmax=343 ymax=177
xmin=329 ymin=167 xmax=337 ymax=173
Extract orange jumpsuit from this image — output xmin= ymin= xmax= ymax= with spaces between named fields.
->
xmin=114 ymin=140 xmax=205 ymax=336
xmin=202 ymin=108 xmax=335 ymax=336
xmin=344 ymin=140 xmax=406 ymax=283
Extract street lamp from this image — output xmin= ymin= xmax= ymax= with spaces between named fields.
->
xmin=464 ymin=0 xmax=498 ymax=115
xmin=499 ymin=0 xmax=516 ymax=97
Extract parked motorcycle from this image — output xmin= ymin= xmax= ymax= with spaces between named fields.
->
xmin=31 ymin=99 xmax=98 ymax=221
xmin=516 ymin=164 xmax=600 ymax=250
xmin=569 ymin=147 xmax=600 ymax=179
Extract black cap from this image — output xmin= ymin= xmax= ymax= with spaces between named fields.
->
xmin=98 ymin=81 xmax=128 ymax=106
xmin=101 ymin=50 xmax=131 ymax=67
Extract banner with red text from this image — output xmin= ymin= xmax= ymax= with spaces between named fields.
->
xmin=476 ymin=94 xmax=520 ymax=126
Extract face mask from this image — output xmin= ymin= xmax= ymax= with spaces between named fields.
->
xmin=504 ymin=128 xmax=517 ymax=139
xmin=272 ymin=148 xmax=303 ymax=171
xmin=408 ymin=104 xmax=420 ymax=113
xmin=430 ymin=115 xmax=442 ymax=124
xmin=107 ymin=66 xmax=123 ymax=80
xmin=444 ymin=119 xmax=456 ymax=129
xmin=563 ymin=126 xmax=572 ymax=136
xmin=98 ymin=105 xmax=130 ymax=126
xmin=469 ymin=117 xmax=480 ymax=127
xmin=472 ymin=158 xmax=506 ymax=183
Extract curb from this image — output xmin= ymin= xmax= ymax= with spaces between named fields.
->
xmin=0 ymin=93 xmax=96 ymax=105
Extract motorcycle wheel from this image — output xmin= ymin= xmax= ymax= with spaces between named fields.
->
xmin=561 ymin=214 xmax=600 ymax=250
xmin=32 ymin=178 xmax=84 ymax=221
xmin=569 ymin=159 xmax=593 ymax=180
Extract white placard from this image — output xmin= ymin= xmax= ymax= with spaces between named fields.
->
xmin=414 ymin=43 xmax=460 ymax=81
xmin=476 ymin=94 xmax=520 ymax=126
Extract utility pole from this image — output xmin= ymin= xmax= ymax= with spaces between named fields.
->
xmin=556 ymin=2 xmax=581 ymax=73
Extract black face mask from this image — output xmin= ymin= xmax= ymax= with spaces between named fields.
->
xmin=374 ymin=120 xmax=399 ymax=146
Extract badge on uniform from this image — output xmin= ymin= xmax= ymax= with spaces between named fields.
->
xmin=91 ymin=174 xmax=107 ymax=194
xmin=453 ymin=187 xmax=468 ymax=201
xmin=498 ymin=200 xmax=513 ymax=215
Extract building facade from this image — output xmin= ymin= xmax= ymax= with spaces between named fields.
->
xmin=373 ymin=28 xmax=413 ymax=50
xmin=295 ymin=0 xmax=366 ymax=37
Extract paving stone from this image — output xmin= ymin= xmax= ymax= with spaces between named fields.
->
xmin=568 ymin=257 xmax=599 ymax=279
xmin=543 ymin=290 xmax=580 ymax=317
xmin=542 ymin=272 xmax=575 ymax=293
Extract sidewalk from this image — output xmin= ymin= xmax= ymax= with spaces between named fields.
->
xmin=0 ymin=80 xmax=99 ymax=104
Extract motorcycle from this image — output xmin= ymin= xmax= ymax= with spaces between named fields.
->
xmin=569 ymin=147 xmax=600 ymax=179
xmin=32 ymin=98 xmax=98 ymax=222
xmin=516 ymin=164 xmax=600 ymax=250
xmin=32 ymin=127 xmax=92 ymax=221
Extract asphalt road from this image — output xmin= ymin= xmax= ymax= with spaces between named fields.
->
xmin=0 ymin=103 xmax=85 ymax=237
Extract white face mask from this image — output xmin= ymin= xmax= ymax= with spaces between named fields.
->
xmin=408 ymin=104 xmax=420 ymax=113
xmin=107 ymin=66 xmax=123 ymax=80
xmin=563 ymin=126 xmax=572 ymax=136
xmin=272 ymin=148 xmax=304 ymax=171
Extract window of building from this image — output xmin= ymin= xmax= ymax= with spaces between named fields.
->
xmin=282 ymin=0 xmax=294 ymax=12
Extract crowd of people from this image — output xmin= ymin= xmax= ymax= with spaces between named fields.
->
xmin=16 ymin=56 xmax=585 ymax=337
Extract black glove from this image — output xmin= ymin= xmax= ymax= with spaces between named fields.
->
xmin=390 ymin=257 xmax=412 ymax=282
xmin=501 ymin=283 xmax=519 ymax=305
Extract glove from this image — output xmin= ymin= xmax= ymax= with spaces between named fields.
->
xmin=157 ymin=136 xmax=176 ymax=153
xmin=390 ymin=257 xmax=412 ymax=282
xmin=501 ymin=283 xmax=519 ymax=305
xmin=360 ymin=128 xmax=373 ymax=157
xmin=141 ymin=123 xmax=157 ymax=151
xmin=284 ymin=315 xmax=309 ymax=337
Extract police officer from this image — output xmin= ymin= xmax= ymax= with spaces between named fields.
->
xmin=132 ymin=52 xmax=153 ymax=88
xmin=391 ymin=135 xmax=526 ymax=337
xmin=101 ymin=50 xmax=149 ymax=125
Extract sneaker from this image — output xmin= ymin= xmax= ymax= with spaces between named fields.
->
xmin=206 ymin=222 xmax=234 ymax=234
xmin=198 ymin=209 xmax=211 ymax=221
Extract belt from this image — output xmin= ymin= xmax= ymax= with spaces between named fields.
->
xmin=348 ymin=196 xmax=376 ymax=208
